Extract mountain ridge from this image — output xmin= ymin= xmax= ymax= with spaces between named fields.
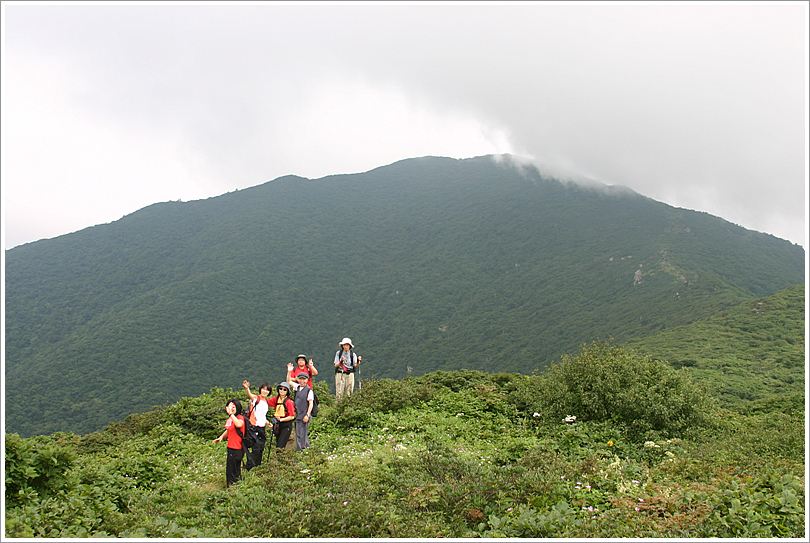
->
xmin=4 ymin=154 xmax=804 ymax=437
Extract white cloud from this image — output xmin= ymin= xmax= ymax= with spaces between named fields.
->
xmin=2 ymin=49 xmax=215 ymax=247
xmin=268 ymin=78 xmax=513 ymax=180
xmin=2 ymin=2 xmax=806 ymax=249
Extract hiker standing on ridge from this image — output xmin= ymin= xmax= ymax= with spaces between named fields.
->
xmin=212 ymin=399 xmax=247 ymax=487
xmin=291 ymin=371 xmax=315 ymax=451
xmin=334 ymin=337 xmax=361 ymax=400
xmin=287 ymin=354 xmax=318 ymax=388
xmin=266 ymin=382 xmax=296 ymax=449
xmin=241 ymin=380 xmax=271 ymax=470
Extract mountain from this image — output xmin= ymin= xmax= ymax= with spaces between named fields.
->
xmin=4 ymin=154 xmax=804 ymax=437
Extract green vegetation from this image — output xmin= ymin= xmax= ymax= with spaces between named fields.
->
xmin=5 ymin=155 xmax=805 ymax=437
xmin=5 ymin=344 xmax=804 ymax=538
xmin=628 ymin=284 xmax=805 ymax=414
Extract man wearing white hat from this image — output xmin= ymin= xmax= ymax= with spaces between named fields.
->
xmin=334 ymin=337 xmax=361 ymax=400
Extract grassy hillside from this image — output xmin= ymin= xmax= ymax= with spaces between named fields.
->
xmin=5 ymin=345 xmax=804 ymax=538
xmin=627 ymin=284 xmax=805 ymax=414
xmin=5 ymin=155 xmax=804 ymax=437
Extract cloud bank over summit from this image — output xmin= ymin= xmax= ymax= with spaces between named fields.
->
xmin=3 ymin=3 xmax=806 ymax=249
xmin=490 ymin=154 xmax=627 ymax=194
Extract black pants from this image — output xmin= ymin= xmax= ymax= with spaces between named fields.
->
xmin=276 ymin=421 xmax=293 ymax=449
xmin=245 ymin=426 xmax=267 ymax=470
xmin=226 ymin=447 xmax=244 ymax=487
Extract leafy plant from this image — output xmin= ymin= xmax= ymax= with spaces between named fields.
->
xmin=4 ymin=367 xmax=805 ymax=539
xmin=4 ymin=434 xmax=77 ymax=508
xmin=533 ymin=340 xmax=718 ymax=440
xmin=692 ymin=471 xmax=805 ymax=537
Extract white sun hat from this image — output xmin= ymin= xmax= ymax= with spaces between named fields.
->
xmin=339 ymin=337 xmax=354 ymax=348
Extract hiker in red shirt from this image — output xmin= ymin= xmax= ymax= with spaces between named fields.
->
xmin=213 ymin=399 xmax=246 ymax=487
xmin=266 ymin=382 xmax=296 ymax=449
xmin=287 ymin=354 xmax=318 ymax=388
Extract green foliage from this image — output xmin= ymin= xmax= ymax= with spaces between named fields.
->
xmin=163 ymin=386 xmax=234 ymax=440
xmin=4 ymin=433 xmax=77 ymax=508
xmin=483 ymin=501 xmax=583 ymax=537
xmin=332 ymin=378 xmax=434 ymax=429
xmin=628 ymin=284 xmax=805 ymax=414
xmin=3 ymin=368 xmax=804 ymax=538
xmin=4 ymin=433 xmax=129 ymax=538
xmin=531 ymin=341 xmax=718 ymax=440
xmin=692 ymin=471 xmax=805 ymax=537
xmin=5 ymin=486 xmax=121 ymax=538
xmin=5 ymin=155 xmax=804 ymax=437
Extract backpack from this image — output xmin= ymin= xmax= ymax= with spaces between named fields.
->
xmin=336 ymin=349 xmax=357 ymax=373
xmin=246 ymin=398 xmax=259 ymax=426
xmin=234 ymin=414 xmax=256 ymax=449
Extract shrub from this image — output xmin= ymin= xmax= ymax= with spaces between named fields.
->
xmin=428 ymin=386 xmax=518 ymax=423
xmin=332 ymin=377 xmax=434 ymax=428
xmin=682 ymin=410 xmax=805 ymax=475
xmin=4 ymin=486 xmax=120 ymax=538
xmin=507 ymin=374 xmax=546 ymax=415
xmin=481 ymin=501 xmax=583 ymax=537
xmin=5 ymin=433 xmax=77 ymax=508
xmin=410 ymin=369 xmax=497 ymax=392
xmin=163 ymin=387 xmax=234 ymax=440
xmin=533 ymin=341 xmax=718 ymax=440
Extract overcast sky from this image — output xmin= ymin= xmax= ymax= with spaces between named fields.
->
xmin=2 ymin=1 xmax=807 ymax=250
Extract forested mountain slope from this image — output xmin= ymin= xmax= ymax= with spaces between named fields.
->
xmin=627 ymin=284 xmax=805 ymax=413
xmin=5 ymin=155 xmax=804 ymax=436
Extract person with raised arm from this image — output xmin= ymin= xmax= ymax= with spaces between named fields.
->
xmin=287 ymin=354 xmax=318 ymax=388
xmin=241 ymin=380 xmax=271 ymax=469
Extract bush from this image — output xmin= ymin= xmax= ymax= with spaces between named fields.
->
xmin=482 ymin=501 xmax=583 ymax=537
xmin=533 ymin=341 xmax=718 ymax=440
xmin=332 ymin=378 xmax=434 ymax=428
xmin=4 ymin=433 xmax=77 ymax=508
xmin=5 ymin=487 xmax=119 ymax=538
xmin=410 ymin=369 xmax=498 ymax=392
xmin=163 ymin=387 xmax=234 ymax=440
xmin=428 ymin=386 xmax=518 ymax=422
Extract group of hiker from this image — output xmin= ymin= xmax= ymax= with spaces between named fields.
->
xmin=213 ymin=337 xmax=362 ymax=487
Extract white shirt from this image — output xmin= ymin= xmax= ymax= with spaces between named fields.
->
xmin=252 ymin=398 xmax=269 ymax=427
